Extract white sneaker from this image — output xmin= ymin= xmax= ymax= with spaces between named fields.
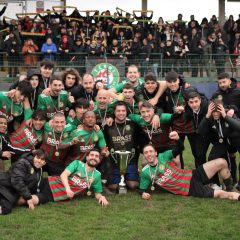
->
xmin=210 ymin=184 xmax=222 ymax=190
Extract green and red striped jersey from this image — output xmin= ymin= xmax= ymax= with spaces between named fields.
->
xmin=66 ymin=129 xmax=106 ymax=163
xmin=10 ymin=121 xmax=43 ymax=149
xmin=140 ymin=150 xmax=192 ymax=196
xmin=0 ymin=92 xmax=32 ymax=122
xmin=165 ymin=90 xmax=195 ymax=134
xmin=48 ymin=160 xmax=102 ymax=201
xmin=41 ymin=123 xmax=75 ymax=164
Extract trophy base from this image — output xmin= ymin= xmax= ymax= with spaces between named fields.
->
xmin=118 ymin=186 xmax=127 ymax=194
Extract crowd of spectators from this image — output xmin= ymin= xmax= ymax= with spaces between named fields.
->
xmin=0 ymin=4 xmax=240 ymax=77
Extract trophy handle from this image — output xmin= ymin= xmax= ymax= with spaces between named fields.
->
xmin=110 ymin=148 xmax=118 ymax=164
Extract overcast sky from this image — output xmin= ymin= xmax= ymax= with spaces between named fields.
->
xmin=66 ymin=0 xmax=240 ymax=22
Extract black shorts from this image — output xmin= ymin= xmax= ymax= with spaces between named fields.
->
xmin=43 ymin=161 xmax=65 ymax=176
xmin=36 ymin=178 xmax=54 ymax=204
xmin=189 ymin=165 xmax=214 ymax=198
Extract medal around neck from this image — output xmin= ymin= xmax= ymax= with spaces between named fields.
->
xmin=87 ymin=190 xmax=92 ymax=196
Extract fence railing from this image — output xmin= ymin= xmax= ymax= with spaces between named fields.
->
xmin=0 ymin=52 xmax=239 ymax=82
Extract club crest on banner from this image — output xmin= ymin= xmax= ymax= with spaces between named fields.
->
xmin=91 ymin=63 xmax=119 ymax=88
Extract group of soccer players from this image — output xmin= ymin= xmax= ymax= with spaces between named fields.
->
xmin=1 ymin=59 xmax=240 ymax=215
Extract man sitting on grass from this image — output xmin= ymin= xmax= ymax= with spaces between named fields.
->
xmin=31 ymin=149 xmax=109 ymax=207
xmin=140 ymin=131 xmax=240 ymax=201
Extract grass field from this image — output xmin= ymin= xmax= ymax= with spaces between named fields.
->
xmin=1 ymin=141 xmax=240 ymax=240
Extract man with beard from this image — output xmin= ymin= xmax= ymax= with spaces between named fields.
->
xmin=37 ymin=75 xmax=73 ymax=120
xmin=214 ymin=73 xmax=240 ymax=117
xmin=71 ymin=73 xmax=103 ymax=109
xmin=214 ymin=73 xmax=240 ymax=189
xmin=32 ymin=149 xmax=109 ymax=206
xmin=104 ymin=101 xmax=139 ymax=191
xmin=41 ymin=112 xmax=75 ymax=175
xmin=93 ymin=89 xmax=115 ymax=130
xmin=140 ymin=136 xmax=240 ymax=201
xmin=65 ymin=111 xmax=109 ymax=164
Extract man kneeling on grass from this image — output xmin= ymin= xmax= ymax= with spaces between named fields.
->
xmin=140 ymin=131 xmax=240 ymax=201
xmin=32 ymin=149 xmax=109 ymax=207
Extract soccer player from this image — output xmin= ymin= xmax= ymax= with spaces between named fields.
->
xmin=128 ymin=102 xmax=183 ymax=169
xmin=104 ymin=101 xmax=139 ymax=191
xmin=71 ymin=73 xmax=102 ymax=109
xmin=66 ymin=98 xmax=90 ymax=127
xmin=136 ymin=72 xmax=166 ymax=113
xmin=0 ymin=80 xmax=33 ymax=132
xmin=140 ymin=132 xmax=240 ymax=201
xmin=108 ymin=65 xmax=167 ymax=106
xmin=41 ymin=112 xmax=75 ymax=175
xmin=65 ymin=111 xmax=108 ymax=164
xmin=10 ymin=110 xmax=47 ymax=150
xmin=215 ymin=72 xmax=240 ymax=117
xmin=184 ymin=90 xmax=210 ymax=167
xmin=122 ymin=82 xmax=140 ymax=114
xmin=0 ymin=149 xmax=47 ymax=215
xmin=93 ymin=89 xmax=115 ymax=129
xmin=198 ymin=94 xmax=240 ymax=190
xmin=38 ymin=58 xmax=54 ymax=91
xmin=37 ymin=75 xmax=73 ymax=119
xmin=163 ymin=71 xmax=195 ymax=168
xmin=32 ymin=149 xmax=109 ymax=206
xmin=0 ymin=115 xmax=31 ymax=167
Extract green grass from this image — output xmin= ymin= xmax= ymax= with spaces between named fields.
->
xmin=1 ymin=141 xmax=240 ymax=240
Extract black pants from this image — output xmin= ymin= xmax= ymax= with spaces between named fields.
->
xmin=43 ymin=161 xmax=65 ymax=176
xmin=179 ymin=133 xmax=210 ymax=169
xmin=208 ymin=143 xmax=236 ymax=185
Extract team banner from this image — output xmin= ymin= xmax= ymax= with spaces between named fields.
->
xmin=86 ymin=58 xmax=125 ymax=88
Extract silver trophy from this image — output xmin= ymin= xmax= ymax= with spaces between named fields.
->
xmin=110 ymin=148 xmax=135 ymax=194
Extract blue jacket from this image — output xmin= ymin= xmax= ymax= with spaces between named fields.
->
xmin=41 ymin=42 xmax=57 ymax=60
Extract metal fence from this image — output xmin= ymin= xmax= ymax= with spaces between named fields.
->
xmin=0 ymin=52 xmax=239 ymax=82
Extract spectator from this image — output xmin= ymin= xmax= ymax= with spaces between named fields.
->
xmin=38 ymin=9 xmax=58 ymax=29
xmin=22 ymin=38 xmax=39 ymax=67
xmin=214 ymin=37 xmax=229 ymax=75
xmin=174 ymin=38 xmax=189 ymax=75
xmin=233 ymin=42 xmax=240 ymax=77
xmin=5 ymin=32 xmax=21 ymax=77
xmin=140 ymin=38 xmax=152 ymax=76
xmin=223 ymin=15 xmax=235 ymax=52
xmin=199 ymin=38 xmax=212 ymax=77
xmin=41 ymin=37 xmax=57 ymax=61
xmin=188 ymin=28 xmax=201 ymax=77
xmin=164 ymin=40 xmax=175 ymax=74
xmin=58 ymin=35 xmax=73 ymax=68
